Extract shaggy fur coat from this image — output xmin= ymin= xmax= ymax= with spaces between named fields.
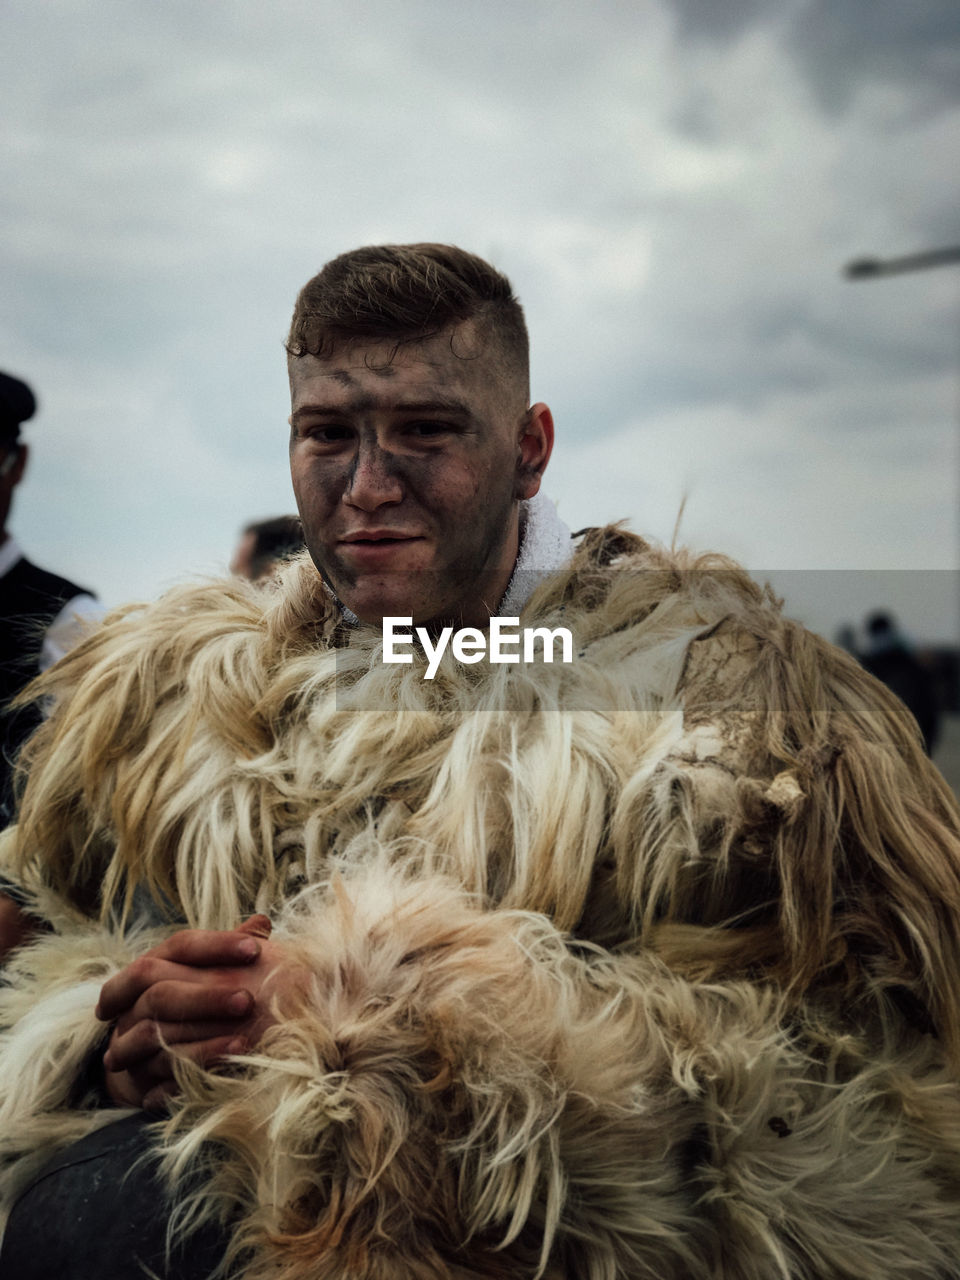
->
xmin=2 ymin=527 xmax=960 ymax=1279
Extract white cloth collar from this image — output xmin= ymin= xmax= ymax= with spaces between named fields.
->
xmin=497 ymin=491 xmax=573 ymax=617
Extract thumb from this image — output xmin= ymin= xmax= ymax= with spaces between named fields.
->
xmin=237 ymin=913 xmax=273 ymax=939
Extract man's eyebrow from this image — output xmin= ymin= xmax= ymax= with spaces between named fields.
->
xmin=291 ymin=397 xmax=473 ymax=425
xmin=291 ymin=402 xmax=360 ymax=425
xmin=392 ymin=398 xmax=472 ymax=416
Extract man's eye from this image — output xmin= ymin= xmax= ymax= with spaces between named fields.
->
xmin=407 ymin=420 xmax=452 ymax=438
xmin=305 ymin=424 xmax=353 ymax=444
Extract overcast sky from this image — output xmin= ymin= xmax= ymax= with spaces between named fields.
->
xmin=3 ymin=0 xmax=959 ymax=641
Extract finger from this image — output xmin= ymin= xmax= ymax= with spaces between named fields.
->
xmin=142 ymin=1081 xmax=177 ymax=1113
xmin=97 ymin=931 xmax=263 ymax=1021
xmin=172 ymin=1034 xmax=251 ymax=1066
xmin=112 ymin=1048 xmax=177 ymax=1088
xmin=97 ymin=955 xmax=258 ymax=1021
xmin=136 ymin=1037 xmax=252 ymax=1112
xmin=104 ymin=1015 xmax=255 ymax=1073
xmin=153 ymin=928 xmax=262 ymax=968
xmin=98 ymin=957 xmax=189 ymax=1021
xmin=124 ymin=979 xmax=254 ymax=1030
xmin=237 ymin=914 xmax=273 ymax=939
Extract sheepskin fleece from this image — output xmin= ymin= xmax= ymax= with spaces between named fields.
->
xmin=3 ymin=526 xmax=960 ymax=1278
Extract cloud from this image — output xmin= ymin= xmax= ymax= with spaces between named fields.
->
xmin=669 ymin=0 xmax=960 ymax=117
xmin=2 ymin=0 xmax=957 ymax=644
xmin=788 ymin=0 xmax=960 ymax=116
xmin=548 ymin=371 xmax=957 ymax=568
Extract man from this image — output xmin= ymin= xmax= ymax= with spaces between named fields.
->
xmin=2 ymin=245 xmax=960 ymax=1279
xmin=860 ymin=608 xmax=941 ymax=754
xmin=0 ymin=372 xmax=101 ymax=826
xmin=0 ymin=372 xmax=102 ymax=959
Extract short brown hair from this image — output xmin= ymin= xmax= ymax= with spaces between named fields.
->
xmin=286 ymin=243 xmax=529 ymax=395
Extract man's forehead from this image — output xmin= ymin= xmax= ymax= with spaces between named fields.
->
xmin=287 ymin=325 xmax=503 ymax=402
xmin=325 ymin=365 xmax=397 ymax=390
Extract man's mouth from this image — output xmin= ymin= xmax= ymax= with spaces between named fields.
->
xmin=337 ymin=532 xmax=424 ymax=563
xmin=340 ymin=531 xmax=420 ymax=545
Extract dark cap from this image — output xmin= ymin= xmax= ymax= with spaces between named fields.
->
xmin=0 ymin=372 xmax=37 ymax=442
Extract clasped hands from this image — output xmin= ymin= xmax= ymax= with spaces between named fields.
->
xmin=96 ymin=915 xmax=299 ymax=1111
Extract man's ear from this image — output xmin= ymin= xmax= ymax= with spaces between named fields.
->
xmin=515 ymin=402 xmax=554 ymax=501
xmin=10 ymin=443 xmax=27 ymax=487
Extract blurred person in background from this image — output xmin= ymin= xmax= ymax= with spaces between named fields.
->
xmin=0 ymin=372 xmax=103 ymax=827
xmin=230 ymin=514 xmax=304 ymax=582
xmin=861 ymin=608 xmax=941 ymax=754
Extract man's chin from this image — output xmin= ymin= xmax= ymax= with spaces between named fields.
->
xmin=335 ymin=581 xmax=449 ymax=627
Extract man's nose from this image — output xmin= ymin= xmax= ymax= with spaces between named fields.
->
xmin=342 ymin=440 xmax=404 ymax=511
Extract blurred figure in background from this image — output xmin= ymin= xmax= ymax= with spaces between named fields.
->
xmin=0 ymin=371 xmax=103 ymax=825
xmin=230 ymin=514 xmax=304 ymax=582
xmin=861 ymin=608 xmax=941 ymax=755
xmin=833 ymin=622 xmax=858 ymax=655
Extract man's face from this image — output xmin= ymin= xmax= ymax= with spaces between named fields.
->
xmin=288 ymin=323 xmax=553 ymax=627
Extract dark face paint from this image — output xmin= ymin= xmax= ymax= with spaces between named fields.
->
xmin=288 ymin=326 xmax=551 ymax=628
